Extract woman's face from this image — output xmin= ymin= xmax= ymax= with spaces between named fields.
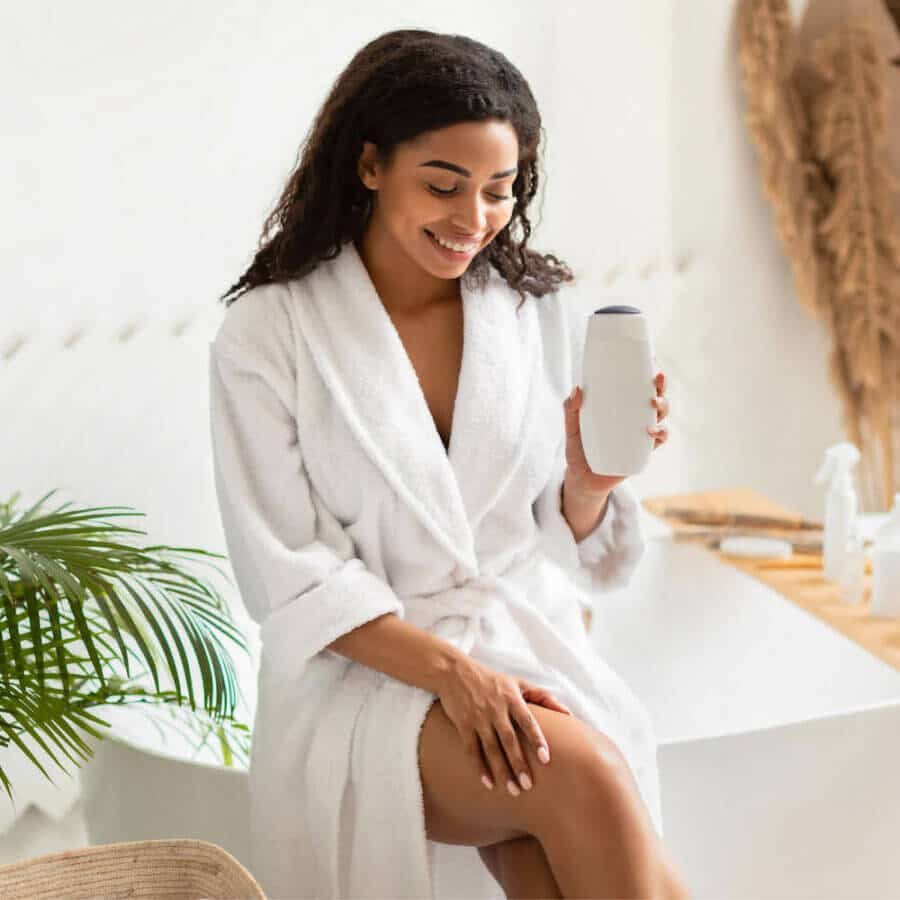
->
xmin=356 ymin=119 xmax=519 ymax=284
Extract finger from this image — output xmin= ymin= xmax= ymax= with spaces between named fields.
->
xmin=511 ymin=700 xmax=552 ymax=768
xmin=538 ymin=694 xmax=572 ymax=716
xmin=563 ymin=386 xmax=589 ymax=470
xmin=495 ymin=712 xmax=534 ymax=794
xmin=469 ymin=730 xmax=495 ymax=791
xmin=563 ymin=385 xmax=581 ymax=435
xmin=647 ymin=424 xmax=669 ymax=448
xmin=521 ymin=684 xmax=572 ymax=718
xmin=650 ymin=395 xmax=670 ymax=422
xmin=479 ymin=722 xmax=523 ymax=797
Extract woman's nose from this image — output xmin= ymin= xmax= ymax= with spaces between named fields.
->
xmin=450 ymin=197 xmax=490 ymax=235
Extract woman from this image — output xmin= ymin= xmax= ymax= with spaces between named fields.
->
xmin=209 ymin=27 xmax=688 ymax=900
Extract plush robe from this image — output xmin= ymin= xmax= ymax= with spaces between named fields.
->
xmin=207 ymin=238 xmax=662 ymax=899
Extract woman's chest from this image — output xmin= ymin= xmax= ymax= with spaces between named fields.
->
xmin=288 ymin=291 xmax=563 ymax=558
xmin=388 ymin=300 xmax=464 ymax=453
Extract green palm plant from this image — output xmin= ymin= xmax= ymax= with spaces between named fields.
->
xmin=0 ymin=488 xmax=251 ymax=804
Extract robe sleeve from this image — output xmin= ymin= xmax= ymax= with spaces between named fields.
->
xmin=532 ymin=448 xmax=646 ymax=594
xmin=208 ymin=298 xmax=404 ymax=670
xmin=531 ymin=291 xmax=646 ymax=596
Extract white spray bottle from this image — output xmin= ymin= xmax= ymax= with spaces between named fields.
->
xmin=813 ymin=442 xmax=861 ymax=583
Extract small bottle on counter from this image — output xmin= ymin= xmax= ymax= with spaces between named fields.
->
xmin=871 ymin=494 xmax=900 ymax=618
xmin=839 ymin=521 xmax=866 ymax=605
xmin=813 ymin=442 xmax=861 ymax=583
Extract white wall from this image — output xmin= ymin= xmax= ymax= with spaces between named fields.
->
xmin=2 ymin=0 xmax=872 ymax=841
xmin=3 ymin=0 xmax=847 ymax=524
xmin=662 ymin=0 xmax=849 ymax=520
xmin=534 ymin=0 xmax=853 ymax=523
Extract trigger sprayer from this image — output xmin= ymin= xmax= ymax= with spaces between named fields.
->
xmin=813 ymin=441 xmax=861 ymax=582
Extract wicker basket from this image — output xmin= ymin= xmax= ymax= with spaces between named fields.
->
xmin=0 ymin=837 xmax=266 ymax=899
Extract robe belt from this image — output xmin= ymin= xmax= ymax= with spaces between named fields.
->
xmin=459 ymin=573 xmax=519 ymax=653
xmin=401 ymin=555 xmax=537 ymax=656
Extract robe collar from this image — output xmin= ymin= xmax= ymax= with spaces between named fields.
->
xmin=287 ymin=239 xmax=543 ymax=573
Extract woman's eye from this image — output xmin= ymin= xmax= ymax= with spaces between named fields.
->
xmin=427 ymin=184 xmax=512 ymax=201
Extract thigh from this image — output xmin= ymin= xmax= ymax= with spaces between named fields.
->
xmin=417 ymin=697 xmax=634 ymax=847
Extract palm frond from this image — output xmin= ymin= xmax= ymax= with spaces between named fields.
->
xmin=0 ymin=489 xmax=252 ymax=803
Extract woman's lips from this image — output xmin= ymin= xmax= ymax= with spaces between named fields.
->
xmin=424 ymin=229 xmax=483 ymax=258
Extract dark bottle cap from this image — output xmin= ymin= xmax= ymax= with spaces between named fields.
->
xmin=593 ymin=304 xmax=642 ymax=315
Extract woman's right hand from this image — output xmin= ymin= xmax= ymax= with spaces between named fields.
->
xmin=437 ymin=656 xmax=573 ymax=796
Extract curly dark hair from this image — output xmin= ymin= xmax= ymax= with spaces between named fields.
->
xmin=218 ymin=28 xmax=575 ymax=311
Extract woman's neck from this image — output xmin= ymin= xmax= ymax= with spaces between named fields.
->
xmin=354 ymin=228 xmax=460 ymax=315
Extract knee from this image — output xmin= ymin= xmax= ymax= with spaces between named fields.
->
xmin=572 ymin=733 xmax=638 ymax=810
xmin=534 ymin=714 xmax=644 ymax=833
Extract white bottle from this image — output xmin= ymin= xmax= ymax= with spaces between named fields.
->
xmin=839 ymin=520 xmax=866 ymax=604
xmin=813 ymin=442 xmax=861 ymax=583
xmin=871 ymin=493 xmax=900 ymax=618
xmin=580 ymin=305 xmax=657 ymax=477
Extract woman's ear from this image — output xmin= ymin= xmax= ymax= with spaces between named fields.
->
xmin=357 ymin=141 xmax=379 ymax=191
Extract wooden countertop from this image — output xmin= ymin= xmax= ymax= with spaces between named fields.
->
xmin=638 ymin=487 xmax=900 ymax=672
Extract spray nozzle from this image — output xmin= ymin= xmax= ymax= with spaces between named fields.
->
xmin=813 ymin=441 xmax=861 ymax=488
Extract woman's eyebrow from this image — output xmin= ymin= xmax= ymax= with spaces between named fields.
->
xmin=418 ymin=160 xmax=518 ymax=180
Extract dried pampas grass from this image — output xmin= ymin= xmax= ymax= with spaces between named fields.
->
xmin=810 ymin=18 xmax=900 ymax=508
xmin=738 ymin=0 xmax=900 ymax=511
xmin=736 ymin=0 xmax=831 ymax=318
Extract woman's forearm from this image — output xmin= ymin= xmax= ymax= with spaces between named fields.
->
xmin=561 ymin=480 xmax=611 ymax=543
xmin=327 ymin=481 xmax=611 ymax=687
xmin=325 ymin=612 xmax=467 ymax=695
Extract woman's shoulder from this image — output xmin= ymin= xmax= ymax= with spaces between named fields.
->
xmin=213 ymin=280 xmax=291 ymax=349
xmin=210 ymin=277 xmax=317 ymax=384
xmin=531 ymin=282 xmax=580 ymax=352
xmin=529 ymin=281 xmax=591 ymax=394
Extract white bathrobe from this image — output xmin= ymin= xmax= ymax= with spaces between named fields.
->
xmin=208 ymin=238 xmax=662 ymax=900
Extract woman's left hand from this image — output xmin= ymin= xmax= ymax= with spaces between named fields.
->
xmin=563 ymin=372 xmax=670 ymax=496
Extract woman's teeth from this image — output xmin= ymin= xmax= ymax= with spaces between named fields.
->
xmin=425 ymin=229 xmax=479 ymax=255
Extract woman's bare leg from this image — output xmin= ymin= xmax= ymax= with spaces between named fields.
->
xmin=536 ymin=782 xmax=660 ymax=898
xmin=418 ymin=698 xmax=688 ymax=898
xmin=481 ymin=836 xmax=689 ymax=900
xmin=600 ymin=736 xmax=691 ymax=900
xmin=478 ymin=836 xmax=563 ymax=899
xmin=531 ymin=713 xmax=672 ymax=899
xmin=657 ymin=847 xmax=692 ymax=900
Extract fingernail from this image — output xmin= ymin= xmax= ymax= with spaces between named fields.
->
xmin=482 ymin=774 xmax=494 ymax=790
xmin=519 ymin=772 xmax=532 ymax=791
xmin=537 ymin=745 xmax=550 ymax=764
xmin=507 ymin=779 xmax=521 ymax=797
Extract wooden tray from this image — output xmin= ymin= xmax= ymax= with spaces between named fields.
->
xmin=642 ymin=487 xmax=900 ymax=672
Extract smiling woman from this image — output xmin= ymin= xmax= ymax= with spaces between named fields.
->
xmin=218 ymin=31 xmax=575 ymax=314
xmin=211 ymin=26 xmax=687 ymax=900
xmin=352 ymin=119 xmax=523 ymax=312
